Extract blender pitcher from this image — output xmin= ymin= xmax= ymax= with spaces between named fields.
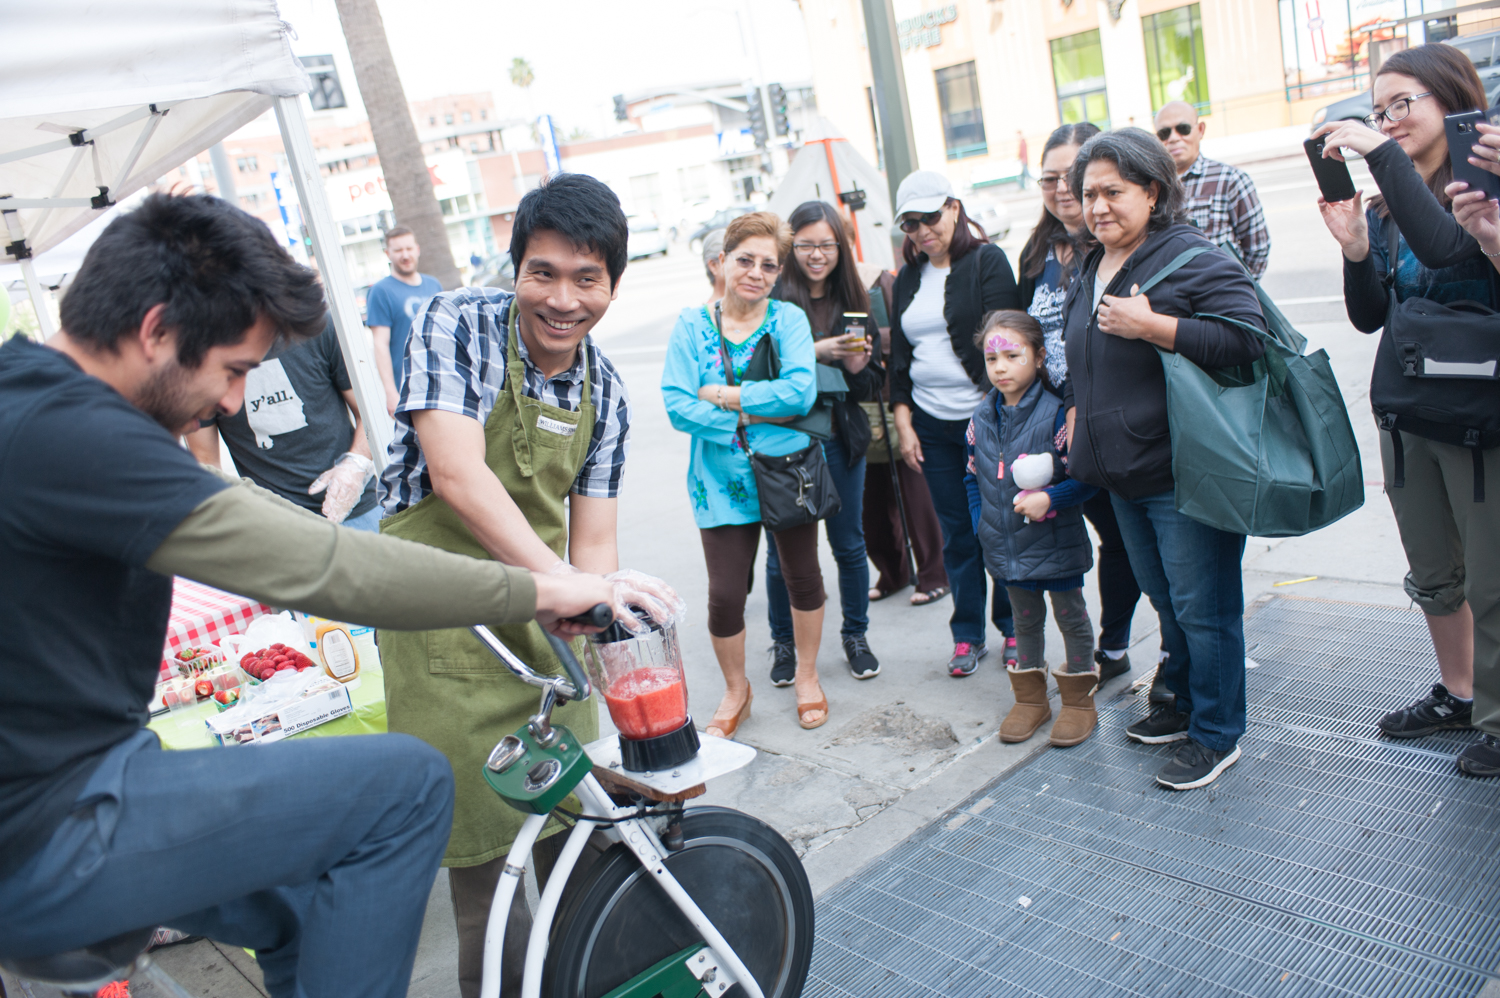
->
xmin=585 ymin=607 xmax=700 ymax=771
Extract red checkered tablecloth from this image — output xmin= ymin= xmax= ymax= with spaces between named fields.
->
xmin=160 ymin=578 xmax=274 ymax=679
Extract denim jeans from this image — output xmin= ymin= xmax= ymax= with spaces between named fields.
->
xmin=0 ymin=729 xmax=454 ymax=998
xmin=1110 ymin=490 xmax=1247 ymax=751
xmin=911 ymin=404 xmax=1013 ymax=646
xmin=342 ymin=503 xmax=383 ymax=533
xmin=766 ymin=434 xmax=870 ymax=641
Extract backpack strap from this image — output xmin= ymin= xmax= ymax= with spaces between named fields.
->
xmin=1134 ymin=245 xmax=1216 ymax=297
xmin=1384 ymin=217 xmax=1400 ymax=291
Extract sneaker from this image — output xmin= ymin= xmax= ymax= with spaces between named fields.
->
xmin=1147 ymin=654 xmax=1174 ymax=705
xmin=1156 ymin=739 xmax=1242 ymax=790
xmin=1458 ymin=734 xmax=1500 ymax=777
xmin=1002 ymin=637 xmax=1019 ymax=669
xmin=1378 ymin=683 xmax=1473 ymax=738
xmin=769 ymin=641 xmax=795 ymax=688
xmin=1096 ymin=649 xmax=1130 ymax=684
xmin=948 ymin=642 xmax=988 ymax=677
xmin=1125 ymin=702 xmax=1191 ymax=744
xmin=843 ymin=634 xmax=881 ymax=680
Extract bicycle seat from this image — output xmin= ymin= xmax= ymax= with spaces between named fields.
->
xmin=0 ymin=925 xmax=152 ymax=991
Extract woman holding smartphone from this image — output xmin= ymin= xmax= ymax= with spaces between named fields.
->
xmin=765 ymin=201 xmax=886 ymax=684
xmin=1313 ymin=44 xmax=1496 ymax=770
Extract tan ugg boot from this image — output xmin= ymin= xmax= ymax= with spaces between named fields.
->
xmin=1050 ymin=668 xmax=1099 ymax=747
xmin=1000 ymin=666 xmax=1051 ymax=743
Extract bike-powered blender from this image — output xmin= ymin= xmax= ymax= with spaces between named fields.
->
xmin=585 ymin=607 xmax=700 ymax=771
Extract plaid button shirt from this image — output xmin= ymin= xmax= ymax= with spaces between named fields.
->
xmin=378 ymin=288 xmax=630 ymax=514
xmin=1179 ymin=155 xmax=1270 ymax=279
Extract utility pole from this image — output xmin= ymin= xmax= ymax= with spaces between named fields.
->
xmin=861 ymin=0 xmax=919 ymax=210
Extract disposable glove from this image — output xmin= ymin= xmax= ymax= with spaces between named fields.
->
xmin=308 ymin=452 xmax=376 ymax=524
xmin=545 ymin=563 xmax=685 ymax=634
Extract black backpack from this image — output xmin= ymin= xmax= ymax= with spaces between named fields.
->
xmin=1370 ymin=220 xmax=1500 ymax=500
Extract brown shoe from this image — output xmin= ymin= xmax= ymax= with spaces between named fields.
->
xmin=1050 ymin=669 xmax=1099 ymax=747
xmin=999 ymin=666 xmax=1051 ymax=743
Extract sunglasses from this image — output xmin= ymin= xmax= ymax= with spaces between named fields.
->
xmin=898 ymin=209 xmax=945 ymax=233
xmin=1156 ymin=122 xmax=1193 ymax=141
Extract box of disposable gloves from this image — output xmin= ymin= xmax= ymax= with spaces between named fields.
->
xmin=204 ymin=668 xmax=353 ymax=745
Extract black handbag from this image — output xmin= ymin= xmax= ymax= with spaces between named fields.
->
xmin=1371 ymin=221 xmax=1500 ymax=500
xmin=714 ymin=315 xmax=841 ymax=532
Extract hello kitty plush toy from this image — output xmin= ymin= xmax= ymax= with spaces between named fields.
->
xmin=1011 ymin=452 xmax=1056 ymax=522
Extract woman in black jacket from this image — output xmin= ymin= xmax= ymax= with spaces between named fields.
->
xmin=764 ymin=201 xmax=886 ymax=684
xmin=887 ymin=170 xmax=1022 ymax=678
xmin=1061 ymin=128 xmax=1266 ymax=791
xmin=1313 ymin=43 xmax=1499 ymax=777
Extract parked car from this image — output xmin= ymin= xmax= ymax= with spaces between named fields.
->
xmin=964 ymin=195 xmax=1012 ymax=244
xmin=627 ymin=215 xmax=670 ymax=259
xmin=1310 ymin=30 xmax=1500 ymax=131
xmin=469 ymin=251 xmax=515 ymax=292
xmin=688 ymin=206 xmax=754 ymax=254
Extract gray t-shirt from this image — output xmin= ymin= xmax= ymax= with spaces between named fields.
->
xmin=205 ymin=319 xmax=377 ymax=518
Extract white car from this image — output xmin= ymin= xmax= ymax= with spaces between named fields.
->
xmin=626 ymin=216 xmax=669 ymax=259
xmin=966 ymin=197 xmax=1011 ymax=244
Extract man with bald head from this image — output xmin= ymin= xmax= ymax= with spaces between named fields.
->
xmin=1154 ymin=101 xmax=1270 ymax=278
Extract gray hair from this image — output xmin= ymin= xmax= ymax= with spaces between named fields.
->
xmin=701 ymin=227 xmax=726 ymax=283
xmin=1067 ymin=127 xmax=1187 ymax=232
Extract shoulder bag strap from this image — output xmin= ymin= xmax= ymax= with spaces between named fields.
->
xmin=1385 ymin=216 xmax=1400 ymax=292
xmin=1134 ymin=245 xmax=1216 ymax=297
xmin=714 ymin=302 xmax=753 ymax=454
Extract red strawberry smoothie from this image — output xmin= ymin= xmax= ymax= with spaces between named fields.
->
xmin=604 ymin=667 xmax=688 ymax=740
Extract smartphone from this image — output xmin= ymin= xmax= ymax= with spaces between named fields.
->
xmin=1446 ymin=110 xmax=1500 ymax=201
xmin=1304 ymin=136 xmax=1357 ymax=202
xmin=842 ymin=312 xmax=868 ymax=341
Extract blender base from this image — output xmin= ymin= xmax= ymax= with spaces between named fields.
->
xmin=620 ymin=718 xmax=700 ymax=772
xmin=584 ymin=730 xmax=757 ymax=799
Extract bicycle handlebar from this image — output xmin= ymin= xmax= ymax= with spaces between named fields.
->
xmin=467 ymin=602 xmax=611 ymax=702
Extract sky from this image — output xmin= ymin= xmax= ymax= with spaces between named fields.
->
xmin=278 ymin=0 xmax=816 ymax=138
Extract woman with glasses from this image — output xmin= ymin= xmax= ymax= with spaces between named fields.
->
xmin=761 ymin=202 xmax=886 ymax=684
xmin=1313 ymin=44 xmax=1497 ymax=770
xmin=1015 ymin=122 xmax=1156 ymax=696
xmin=662 ymin=211 xmax=831 ymax=735
xmin=888 ymin=170 xmax=1022 ymax=678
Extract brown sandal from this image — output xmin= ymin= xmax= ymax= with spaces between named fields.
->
xmin=797 ymin=695 xmax=828 ymax=730
xmin=706 ymin=687 xmax=753 ymax=740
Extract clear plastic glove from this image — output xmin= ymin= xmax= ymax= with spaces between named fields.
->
xmin=606 ymin=569 xmax=686 ymax=634
xmin=308 ymin=452 xmax=376 ymax=524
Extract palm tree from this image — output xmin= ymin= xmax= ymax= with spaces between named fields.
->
xmin=509 ymin=58 xmax=535 ymax=92
xmin=333 ymin=0 xmax=461 ymax=289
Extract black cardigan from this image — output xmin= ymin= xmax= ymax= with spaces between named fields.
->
xmin=1061 ymin=223 xmax=1267 ymax=500
xmin=888 ymin=242 xmax=1020 ymax=408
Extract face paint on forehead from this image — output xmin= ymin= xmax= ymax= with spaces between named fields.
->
xmin=985 ymin=332 xmax=1027 ymax=354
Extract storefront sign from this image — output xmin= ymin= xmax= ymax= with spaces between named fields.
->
xmin=899 ymin=5 xmax=958 ymax=50
xmin=325 ymin=150 xmax=470 ymax=223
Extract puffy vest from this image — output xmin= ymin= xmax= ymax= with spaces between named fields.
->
xmin=971 ymin=381 xmax=1093 ymax=584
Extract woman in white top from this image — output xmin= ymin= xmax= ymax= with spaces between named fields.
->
xmin=887 ymin=170 xmax=1023 ymax=678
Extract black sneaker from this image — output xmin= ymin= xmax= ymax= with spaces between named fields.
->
xmin=948 ymin=642 xmax=987 ymax=677
xmin=1147 ymin=654 xmax=1174 ymax=704
xmin=1096 ymin=649 xmax=1130 ymax=683
xmin=1156 ymin=739 xmax=1242 ymax=790
xmin=843 ymin=634 xmax=881 ymax=680
xmin=1378 ymin=683 xmax=1473 ymax=738
xmin=1458 ymin=735 xmax=1500 ymax=777
xmin=1125 ymin=702 xmax=1192 ymax=744
xmin=769 ymin=641 xmax=795 ymax=688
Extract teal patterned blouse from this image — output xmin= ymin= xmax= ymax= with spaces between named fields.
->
xmin=660 ymin=300 xmax=817 ymax=528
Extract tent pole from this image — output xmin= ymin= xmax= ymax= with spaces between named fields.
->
xmin=273 ymin=95 xmax=391 ymax=468
xmin=3 ymin=211 xmax=54 ymax=338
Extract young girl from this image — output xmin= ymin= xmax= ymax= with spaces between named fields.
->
xmin=964 ymin=310 xmax=1099 ymax=747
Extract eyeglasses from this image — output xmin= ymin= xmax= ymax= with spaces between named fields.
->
xmin=792 ymin=241 xmax=839 ymax=255
xmin=1038 ymin=175 xmax=1069 ymax=192
xmin=1363 ymin=93 xmax=1432 ymax=130
xmin=1156 ymin=122 xmax=1194 ymax=142
xmin=732 ymin=255 xmax=781 ymax=275
xmin=898 ymin=209 xmax=944 ymax=233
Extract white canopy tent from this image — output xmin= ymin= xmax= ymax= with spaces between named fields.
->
xmin=0 ymin=0 xmax=391 ymax=459
xmin=767 ymin=121 xmax=897 ymax=274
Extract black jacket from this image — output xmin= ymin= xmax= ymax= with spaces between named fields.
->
xmin=888 ymin=242 xmax=1020 ymax=408
xmin=1062 ymin=223 xmax=1267 ymax=500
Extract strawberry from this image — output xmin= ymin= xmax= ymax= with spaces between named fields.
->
xmin=194 ymin=679 xmax=213 ymax=698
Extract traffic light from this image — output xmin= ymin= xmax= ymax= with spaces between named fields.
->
xmin=613 ymin=94 xmax=629 ymax=122
xmin=745 ymin=90 xmax=769 ymax=148
xmin=768 ymin=83 xmax=790 ymax=137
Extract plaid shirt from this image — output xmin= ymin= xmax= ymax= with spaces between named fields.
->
xmin=1179 ymin=155 xmax=1270 ymax=279
xmin=378 ymin=288 xmax=630 ymax=514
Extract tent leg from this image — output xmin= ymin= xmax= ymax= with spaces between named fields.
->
xmin=19 ymin=258 xmax=54 ymax=338
xmin=272 ymin=95 xmax=392 ymax=468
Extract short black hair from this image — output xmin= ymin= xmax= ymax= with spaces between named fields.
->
xmin=1068 ymin=127 xmax=1187 ymax=233
xmin=60 ymin=193 xmax=326 ymax=367
xmin=509 ymin=173 xmax=629 ymax=289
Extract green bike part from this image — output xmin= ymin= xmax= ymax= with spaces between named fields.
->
xmin=599 ymin=945 xmax=710 ymax=998
xmin=481 ymin=722 xmax=593 ymax=815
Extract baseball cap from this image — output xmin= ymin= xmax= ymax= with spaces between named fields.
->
xmin=894 ymin=171 xmax=954 ymax=218
xmin=702 ymin=227 xmax=726 ymax=263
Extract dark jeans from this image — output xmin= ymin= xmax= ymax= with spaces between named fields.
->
xmin=1083 ymin=490 xmax=1144 ymax=653
xmin=1111 ymin=490 xmax=1247 ymax=751
xmin=911 ymin=404 xmax=1014 ymax=646
xmin=767 ymin=434 xmax=869 ymax=641
xmin=0 ymin=730 xmax=454 ymax=998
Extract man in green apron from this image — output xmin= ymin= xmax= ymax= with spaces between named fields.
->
xmin=377 ymin=174 xmax=678 ymax=997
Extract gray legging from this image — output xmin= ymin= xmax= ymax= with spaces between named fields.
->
xmin=1006 ymin=586 xmax=1095 ymax=673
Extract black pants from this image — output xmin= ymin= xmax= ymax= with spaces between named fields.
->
xmin=1083 ymin=490 xmax=1143 ymax=653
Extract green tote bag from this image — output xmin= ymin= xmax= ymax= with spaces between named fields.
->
xmin=1135 ymin=247 xmax=1364 ymax=538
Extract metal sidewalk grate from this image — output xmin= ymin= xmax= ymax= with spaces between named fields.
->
xmin=805 ymin=596 xmax=1500 ymax=998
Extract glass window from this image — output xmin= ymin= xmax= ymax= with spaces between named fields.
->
xmin=462 ymin=111 xmax=472 ymax=123
xmin=235 ymin=155 xmax=259 ymax=173
xmin=444 ymin=113 xmax=454 ymax=125
xmin=935 ymin=61 xmax=988 ymax=160
xmin=1142 ymin=4 xmax=1210 ymax=112
xmin=1051 ymin=31 xmax=1110 ymax=129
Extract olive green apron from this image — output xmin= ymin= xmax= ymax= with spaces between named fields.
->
xmin=379 ymin=305 xmax=598 ymax=867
